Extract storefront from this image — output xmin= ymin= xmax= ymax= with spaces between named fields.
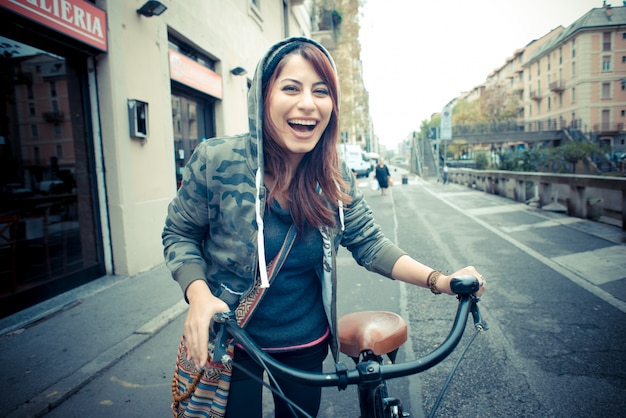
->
xmin=168 ymin=39 xmax=221 ymax=187
xmin=0 ymin=0 xmax=107 ymax=318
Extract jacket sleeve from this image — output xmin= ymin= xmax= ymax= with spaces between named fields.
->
xmin=162 ymin=143 xmax=211 ymax=296
xmin=339 ymin=163 xmax=405 ymax=278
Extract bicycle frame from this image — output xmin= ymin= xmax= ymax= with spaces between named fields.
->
xmin=211 ymin=276 xmax=487 ymax=418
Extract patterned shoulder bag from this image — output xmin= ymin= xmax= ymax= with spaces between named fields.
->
xmin=171 ymin=224 xmax=297 ymax=418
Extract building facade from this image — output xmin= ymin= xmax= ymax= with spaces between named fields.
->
xmin=453 ymin=4 xmax=626 ymax=159
xmin=0 ymin=0 xmax=318 ymax=317
xmin=523 ymin=4 xmax=626 ymax=155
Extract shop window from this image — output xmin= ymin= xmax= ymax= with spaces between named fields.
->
xmin=0 ymin=34 xmax=102 ymax=318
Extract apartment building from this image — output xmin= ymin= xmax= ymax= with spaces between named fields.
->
xmin=0 ymin=0 xmax=321 ymax=317
xmin=464 ymin=4 xmax=626 ymax=157
xmin=524 ymin=4 xmax=626 ymax=154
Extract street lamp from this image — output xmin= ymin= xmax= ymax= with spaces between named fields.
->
xmin=137 ymin=1 xmax=167 ymax=17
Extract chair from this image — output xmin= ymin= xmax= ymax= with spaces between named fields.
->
xmin=0 ymin=213 xmax=20 ymax=292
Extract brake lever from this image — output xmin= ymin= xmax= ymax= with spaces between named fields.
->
xmin=470 ymin=296 xmax=488 ymax=332
xmin=211 ymin=311 xmax=235 ymax=365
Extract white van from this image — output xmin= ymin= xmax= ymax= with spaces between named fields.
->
xmin=338 ymin=144 xmax=371 ymax=178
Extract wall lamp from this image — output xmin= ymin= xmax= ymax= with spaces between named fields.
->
xmin=137 ymin=1 xmax=167 ymax=17
xmin=230 ymin=67 xmax=247 ymax=76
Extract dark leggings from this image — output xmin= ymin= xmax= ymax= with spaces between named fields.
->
xmin=225 ymin=343 xmax=329 ymax=418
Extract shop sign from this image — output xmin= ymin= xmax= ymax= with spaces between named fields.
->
xmin=169 ymin=49 xmax=223 ymax=99
xmin=1 ymin=0 xmax=108 ymax=52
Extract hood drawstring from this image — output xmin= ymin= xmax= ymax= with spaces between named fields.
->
xmin=256 ymin=168 xmax=270 ymax=288
xmin=338 ymin=200 xmax=345 ymax=231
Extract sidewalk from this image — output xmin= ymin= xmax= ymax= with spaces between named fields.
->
xmin=0 ymin=264 xmax=187 ymax=417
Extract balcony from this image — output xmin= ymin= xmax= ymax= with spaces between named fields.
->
xmin=311 ymin=8 xmax=342 ymax=51
xmin=550 ymin=80 xmax=565 ymax=92
xmin=529 ymin=90 xmax=542 ymax=101
xmin=593 ymin=122 xmax=624 ymax=134
xmin=42 ymin=111 xmax=64 ymax=123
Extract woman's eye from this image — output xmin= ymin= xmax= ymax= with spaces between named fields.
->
xmin=314 ymin=88 xmax=329 ymax=96
xmin=282 ymin=85 xmax=299 ymax=93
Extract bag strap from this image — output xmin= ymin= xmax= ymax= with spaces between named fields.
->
xmin=235 ymin=224 xmax=297 ymax=327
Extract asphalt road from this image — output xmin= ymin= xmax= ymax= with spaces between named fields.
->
xmin=26 ymin=169 xmax=626 ymax=418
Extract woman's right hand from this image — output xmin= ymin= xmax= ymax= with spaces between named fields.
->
xmin=184 ymin=280 xmax=230 ymax=370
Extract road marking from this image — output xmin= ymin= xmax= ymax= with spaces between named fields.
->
xmin=553 ymin=246 xmax=626 ymax=285
xmin=422 ymin=186 xmax=626 ymax=314
xmin=499 ymin=217 xmax=582 ymax=233
xmin=467 ymin=204 xmax=530 ymax=216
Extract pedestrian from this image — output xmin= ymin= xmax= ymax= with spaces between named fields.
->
xmin=443 ymin=164 xmax=449 ymax=184
xmin=162 ymin=37 xmax=486 ymax=418
xmin=375 ymin=157 xmax=392 ymax=195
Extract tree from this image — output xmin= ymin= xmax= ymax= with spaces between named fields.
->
xmin=453 ymin=98 xmax=485 ymax=126
xmin=479 ymin=83 xmax=521 ymax=125
xmin=550 ymin=141 xmax=602 ymax=174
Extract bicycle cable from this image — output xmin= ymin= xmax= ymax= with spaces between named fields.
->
xmin=227 ymin=352 xmax=313 ymax=418
xmin=427 ymin=328 xmax=480 ymax=418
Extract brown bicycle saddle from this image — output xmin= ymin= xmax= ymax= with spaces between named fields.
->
xmin=338 ymin=311 xmax=408 ymax=358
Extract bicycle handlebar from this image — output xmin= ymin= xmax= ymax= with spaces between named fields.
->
xmin=211 ymin=275 xmax=487 ymax=388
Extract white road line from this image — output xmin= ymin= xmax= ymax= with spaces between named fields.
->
xmin=422 ymin=186 xmax=626 ymax=314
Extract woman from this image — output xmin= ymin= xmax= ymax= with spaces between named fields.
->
xmin=163 ymin=37 xmax=486 ymax=417
xmin=375 ymin=158 xmax=391 ymax=195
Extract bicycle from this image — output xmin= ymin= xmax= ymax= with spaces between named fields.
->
xmin=211 ymin=275 xmax=488 ymax=418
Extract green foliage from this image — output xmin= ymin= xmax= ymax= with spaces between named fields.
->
xmin=474 ymin=151 xmax=489 ymax=170
xmin=453 ymin=99 xmax=485 ymax=125
xmin=496 ymin=147 xmax=546 ymax=172
xmin=549 ymin=141 xmax=603 ymax=174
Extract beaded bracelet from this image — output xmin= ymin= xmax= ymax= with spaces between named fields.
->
xmin=427 ymin=270 xmax=442 ymax=295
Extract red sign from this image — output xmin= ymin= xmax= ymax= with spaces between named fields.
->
xmin=169 ymin=49 xmax=223 ymax=99
xmin=1 ymin=0 xmax=108 ymax=52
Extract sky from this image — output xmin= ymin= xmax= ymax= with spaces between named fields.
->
xmin=359 ymin=0 xmax=606 ymax=147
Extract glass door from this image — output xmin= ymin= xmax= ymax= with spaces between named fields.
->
xmin=0 ymin=36 xmax=103 ymax=317
xmin=171 ymin=89 xmax=215 ymax=188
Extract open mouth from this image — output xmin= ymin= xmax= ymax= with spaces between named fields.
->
xmin=288 ymin=119 xmax=317 ymax=132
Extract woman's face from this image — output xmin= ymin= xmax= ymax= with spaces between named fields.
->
xmin=267 ymin=54 xmax=333 ymax=163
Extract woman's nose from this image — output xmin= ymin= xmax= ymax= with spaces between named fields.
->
xmin=297 ymin=91 xmax=315 ymax=110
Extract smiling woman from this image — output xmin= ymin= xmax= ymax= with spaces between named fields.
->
xmin=163 ymin=36 xmax=486 ymax=418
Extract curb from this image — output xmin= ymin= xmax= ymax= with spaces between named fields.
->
xmin=6 ymin=300 xmax=187 ymax=418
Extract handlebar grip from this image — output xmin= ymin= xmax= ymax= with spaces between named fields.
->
xmin=449 ymin=275 xmax=479 ymax=295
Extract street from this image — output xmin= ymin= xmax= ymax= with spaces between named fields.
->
xmin=2 ymin=168 xmax=625 ymax=417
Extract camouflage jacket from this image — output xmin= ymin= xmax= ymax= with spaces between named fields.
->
xmin=162 ymin=37 xmax=405 ymax=359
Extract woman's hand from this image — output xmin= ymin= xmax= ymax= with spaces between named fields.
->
xmin=391 ymin=256 xmax=486 ymax=297
xmin=439 ymin=266 xmax=486 ymax=297
xmin=184 ymin=280 xmax=230 ymax=370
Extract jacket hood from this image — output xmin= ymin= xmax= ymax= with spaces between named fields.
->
xmin=246 ymin=36 xmax=337 ymax=174
xmin=246 ymin=37 xmax=338 ymax=287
